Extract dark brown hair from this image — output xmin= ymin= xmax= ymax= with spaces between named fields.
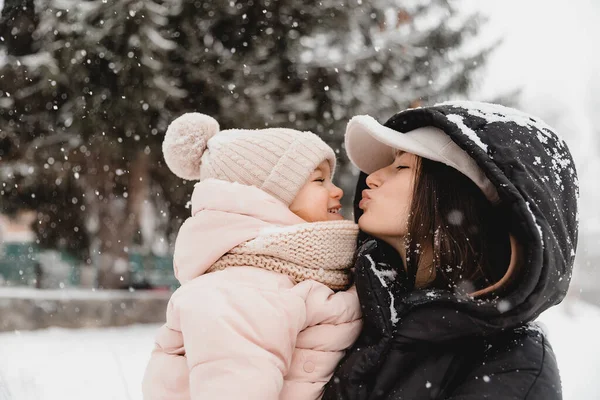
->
xmin=405 ymin=157 xmax=511 ymax=294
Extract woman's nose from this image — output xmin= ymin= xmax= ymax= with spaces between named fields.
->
xmin=365 ymin=171 xmax=381 ymax=189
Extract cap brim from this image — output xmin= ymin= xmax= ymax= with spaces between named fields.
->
xmin=345 ymin=115 xmax=450 ymax=173
xmin=344 ymin=115 xmax=501 ymax=203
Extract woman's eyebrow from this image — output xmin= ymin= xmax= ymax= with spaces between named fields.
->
xmin=394 ymin=150 xmax=406 ymax=157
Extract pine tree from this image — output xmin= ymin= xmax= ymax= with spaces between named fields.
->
xmin=167 ymin=0 xmax=492 ymax=197
xmin=1 ymin=0 xmax=186 ymax=288
xmin=44 ymin=0 xmax=187 ymax=288
xmin=1 ymin=0 xmax=492 ymax=289
xmin=1 ymin=0 xmax=90 ymax=260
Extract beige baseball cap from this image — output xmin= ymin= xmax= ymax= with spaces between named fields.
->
xmin=345 ymin=115 xmax=500 ymax=203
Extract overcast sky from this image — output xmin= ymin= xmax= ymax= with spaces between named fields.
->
xmin=469 ymin=0 xmax=600 ymax=234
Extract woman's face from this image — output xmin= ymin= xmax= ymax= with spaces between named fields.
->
xmin=358 ymin=151 xmax=419 ymax=243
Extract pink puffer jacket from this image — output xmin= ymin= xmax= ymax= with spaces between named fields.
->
xmin=142 ymin=180 xmax=362 ymax=400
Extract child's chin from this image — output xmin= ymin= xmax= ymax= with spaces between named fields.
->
xmin=327 ymin=213 xmax=344 ymax=221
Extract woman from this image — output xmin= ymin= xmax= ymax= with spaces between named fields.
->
xmin=324 ymin=101 xmax=578 ymax=399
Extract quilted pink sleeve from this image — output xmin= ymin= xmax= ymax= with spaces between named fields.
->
xmin=170 ymin=281 xmax=308 ymax=400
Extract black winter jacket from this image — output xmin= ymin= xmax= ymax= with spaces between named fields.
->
xmin=323 ymin=102 xmax=578 ymax=400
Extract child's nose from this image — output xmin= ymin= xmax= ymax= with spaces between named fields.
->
xmin=330 ymin=184 xmax=343 ymax=200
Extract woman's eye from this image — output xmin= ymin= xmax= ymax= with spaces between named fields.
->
xmin=396 ymin=165 xmax=408 ymax=170
xmin=314 ymin=178 xmax=325 ymax=182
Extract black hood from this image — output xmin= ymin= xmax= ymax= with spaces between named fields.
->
xmin=351 ymin=101 xmax=579 ymax=338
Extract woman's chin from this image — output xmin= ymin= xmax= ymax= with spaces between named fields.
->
xmin=357 ymin=213 xmax=383 ymax=236
xmin=357 ymin=213 xmax=369 ymax=230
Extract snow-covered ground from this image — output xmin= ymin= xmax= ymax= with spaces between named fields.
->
xmin=0 ymin=299 xmax=598 ymax=400
xmin=0 ymin=324 xmax=156 ymax=400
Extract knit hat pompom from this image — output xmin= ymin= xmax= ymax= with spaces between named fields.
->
xmin=163 ymin=113 xmax=220 ymax=180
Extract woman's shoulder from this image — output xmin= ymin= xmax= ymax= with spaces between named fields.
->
xmin=451 ymin=324 xmax=561 ymax=399
xmin=479 ymin=323 xmax=551 ymax=366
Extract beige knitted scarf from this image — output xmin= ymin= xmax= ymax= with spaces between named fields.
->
xmin=207 ymin=220 xmax=359 ymax=291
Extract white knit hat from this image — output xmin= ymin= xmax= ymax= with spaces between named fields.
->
xmin=162 ymin=113 xmax=336 ymax=205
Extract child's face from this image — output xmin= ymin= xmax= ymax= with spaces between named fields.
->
xmin=289 ymin=161 xmax=344 ymax=222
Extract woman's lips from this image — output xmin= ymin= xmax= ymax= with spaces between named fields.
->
xmin=359 ymin=191 xmax=371 ymax=209
xmin=358 ymin=198 xmax=369 ymax=209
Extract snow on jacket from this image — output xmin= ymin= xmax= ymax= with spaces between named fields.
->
xmin=142 ymin=179 xmax=362 ymax=400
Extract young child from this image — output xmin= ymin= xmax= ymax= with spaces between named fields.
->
xmin=142 ymin=113 xmax=362 ymax=400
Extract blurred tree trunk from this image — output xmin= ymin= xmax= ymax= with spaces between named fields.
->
xmin=96 ymin=150 xmax=149 ymax=289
